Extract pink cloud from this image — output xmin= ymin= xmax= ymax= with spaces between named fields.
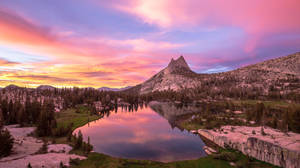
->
xmin=110 ymin=0 xmax=300 ymax=34
xmin=107 ymin=0 xmax=300 ymax=53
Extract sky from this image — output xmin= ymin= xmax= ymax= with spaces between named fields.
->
xmin=0 ymin=0 xmax=300 ymax=88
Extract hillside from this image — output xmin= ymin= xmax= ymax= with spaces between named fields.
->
xmin=128 ymin=52 xmax=300 ymax=97
xmin=98 ymin=86 xmax=132 ymax=92
xmin=37 ymin=85 xmax=56 ymax=90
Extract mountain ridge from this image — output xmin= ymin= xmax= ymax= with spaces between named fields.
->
xmin=98 ymin=86 xmax=132 ymax=92
xmin=127 ymin=52 xmax=300 ymax=95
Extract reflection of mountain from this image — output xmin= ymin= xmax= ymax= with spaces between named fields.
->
xmin=74 ymin=104 xmax=206 ymax=162
xmin=149 ymin=101 xmax=202 ymax=128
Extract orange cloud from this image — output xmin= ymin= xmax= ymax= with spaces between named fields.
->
xmin=0 ymin=8 xmax=178 ymax=88
xmin=0 ymin=59 xmax=18 ymax=67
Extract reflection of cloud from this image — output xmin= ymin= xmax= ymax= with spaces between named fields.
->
xmin=74 ymin=107 xmax=205 ymax=162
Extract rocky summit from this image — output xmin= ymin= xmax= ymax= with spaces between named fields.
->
xmin=165 ymin=56 xmax=193 ymax=74
xmin=137 ymin=56 xmax=199 ymax=94
xmin=128 ymin=52 xmax=300 ymax=96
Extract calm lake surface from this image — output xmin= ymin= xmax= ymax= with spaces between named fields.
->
xmin=74 ymin=104 xmax=206 ymax=162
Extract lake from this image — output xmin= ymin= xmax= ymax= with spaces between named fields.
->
xmin=74 ymin=103 xmax=206 ymax=162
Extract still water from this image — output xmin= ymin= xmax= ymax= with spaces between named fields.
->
xmin=74 ymin=105 xmax=206 ymax=162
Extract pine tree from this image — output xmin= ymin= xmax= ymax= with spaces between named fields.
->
xmin=271 ymin=116 xmax=278 ymax=129
xmin=0 ymin=109 xmax=3 ymax=129
xmin=67 ymin=131 xmax=72 ymax=142
xmin=282 ymin=111 xmax=290 ymax=133
xmin=87 ymin=136 xmax=93 ymax=153
xmin=255 ymin=103 xmax=265 ymax=124
xmin=8 ymin=100 xmax=14 ymax=124
xmin=0 ymin=128 xmax=14 ymax=157
xmin=1 ymin=99 xmax=8 ymax=122
xmin=37 ymin=101 xmax=56 ymax=136
xmin=75 ymin=130 xmax=83 ymax=149
xmin=291 ymin=106 xmax=300 ymax=133
xmin=60 ymin=161 xmax=65 ymax=168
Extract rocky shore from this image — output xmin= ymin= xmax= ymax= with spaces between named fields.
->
xmin=196 ymin=126 xmax=300 ymax=168
xmin=0 ymin=125 xmax=85 ymax=168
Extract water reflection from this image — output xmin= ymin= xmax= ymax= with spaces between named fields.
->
xmin=74 ymin=103 xmax=206 ymax=162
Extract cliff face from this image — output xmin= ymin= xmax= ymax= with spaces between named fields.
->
xmin=198 ymin=126 xmax=300 ymax=168
xmin=246 ymin=137 xmax=300 ymax=168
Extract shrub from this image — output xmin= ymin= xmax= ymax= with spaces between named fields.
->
xmin=235 ymin=157 xmax=250 ymax=168
xmin=67 ymin=131 xmax=72 ymax=142
xmin=53 ymin=124 xmax=72 ymax=137
xmin=69 ymin=158 xmax=80 ymax=166
xmin=261 ymin=127 xmax=267 ymax=136
xmin=213 ymin=151 xmax=238 ymax=162
xmin=0 ymin=128 xmax=14 ymax=157
xmin=60 ymin=161 xmax=66 ymax=168
xmin=36 ymin=141 xmax=48 ymax=154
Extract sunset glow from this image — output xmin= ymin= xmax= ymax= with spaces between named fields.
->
xmin=1 ymin=0 xmax=300 ymax=88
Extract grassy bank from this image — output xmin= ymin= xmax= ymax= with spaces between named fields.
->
xmin=70 ymin=150 xmax=278 ymax=168
xmin=46 ymin=105 xmax=101 ymax=144
xmin=56 ymin=106 xmax=101 ymax=131
xmin=70 ymin=152 xmax=232 ymax=168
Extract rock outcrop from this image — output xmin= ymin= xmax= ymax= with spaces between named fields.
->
xmin=0 ymin=125 xmax=86 ymax=168
xmin=198 ymin=126 xmax=300 ymax=168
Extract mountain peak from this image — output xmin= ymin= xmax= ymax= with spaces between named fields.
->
xmin=37 ymin=85 xmax=55 ymax=90
xmin=5 ymin=84 xmax=20 ymax=90
xmin=167 ymin=55 xmax=191 ymax=72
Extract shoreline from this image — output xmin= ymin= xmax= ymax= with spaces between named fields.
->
xmin=1 ymin=105 xmax=283 ymax=168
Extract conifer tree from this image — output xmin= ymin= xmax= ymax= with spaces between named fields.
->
xmin=291 ymin=106 xmax=300 ymax=133
xmin=0 ymin=128 xmax=14 ymax=157
xmin=75 ymin=130 xmax=83 ymax=149
xmin=37 ymin=101 xmax=56 ymax=136
xmin=255 ymin=103 xmax=265 ymax=124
